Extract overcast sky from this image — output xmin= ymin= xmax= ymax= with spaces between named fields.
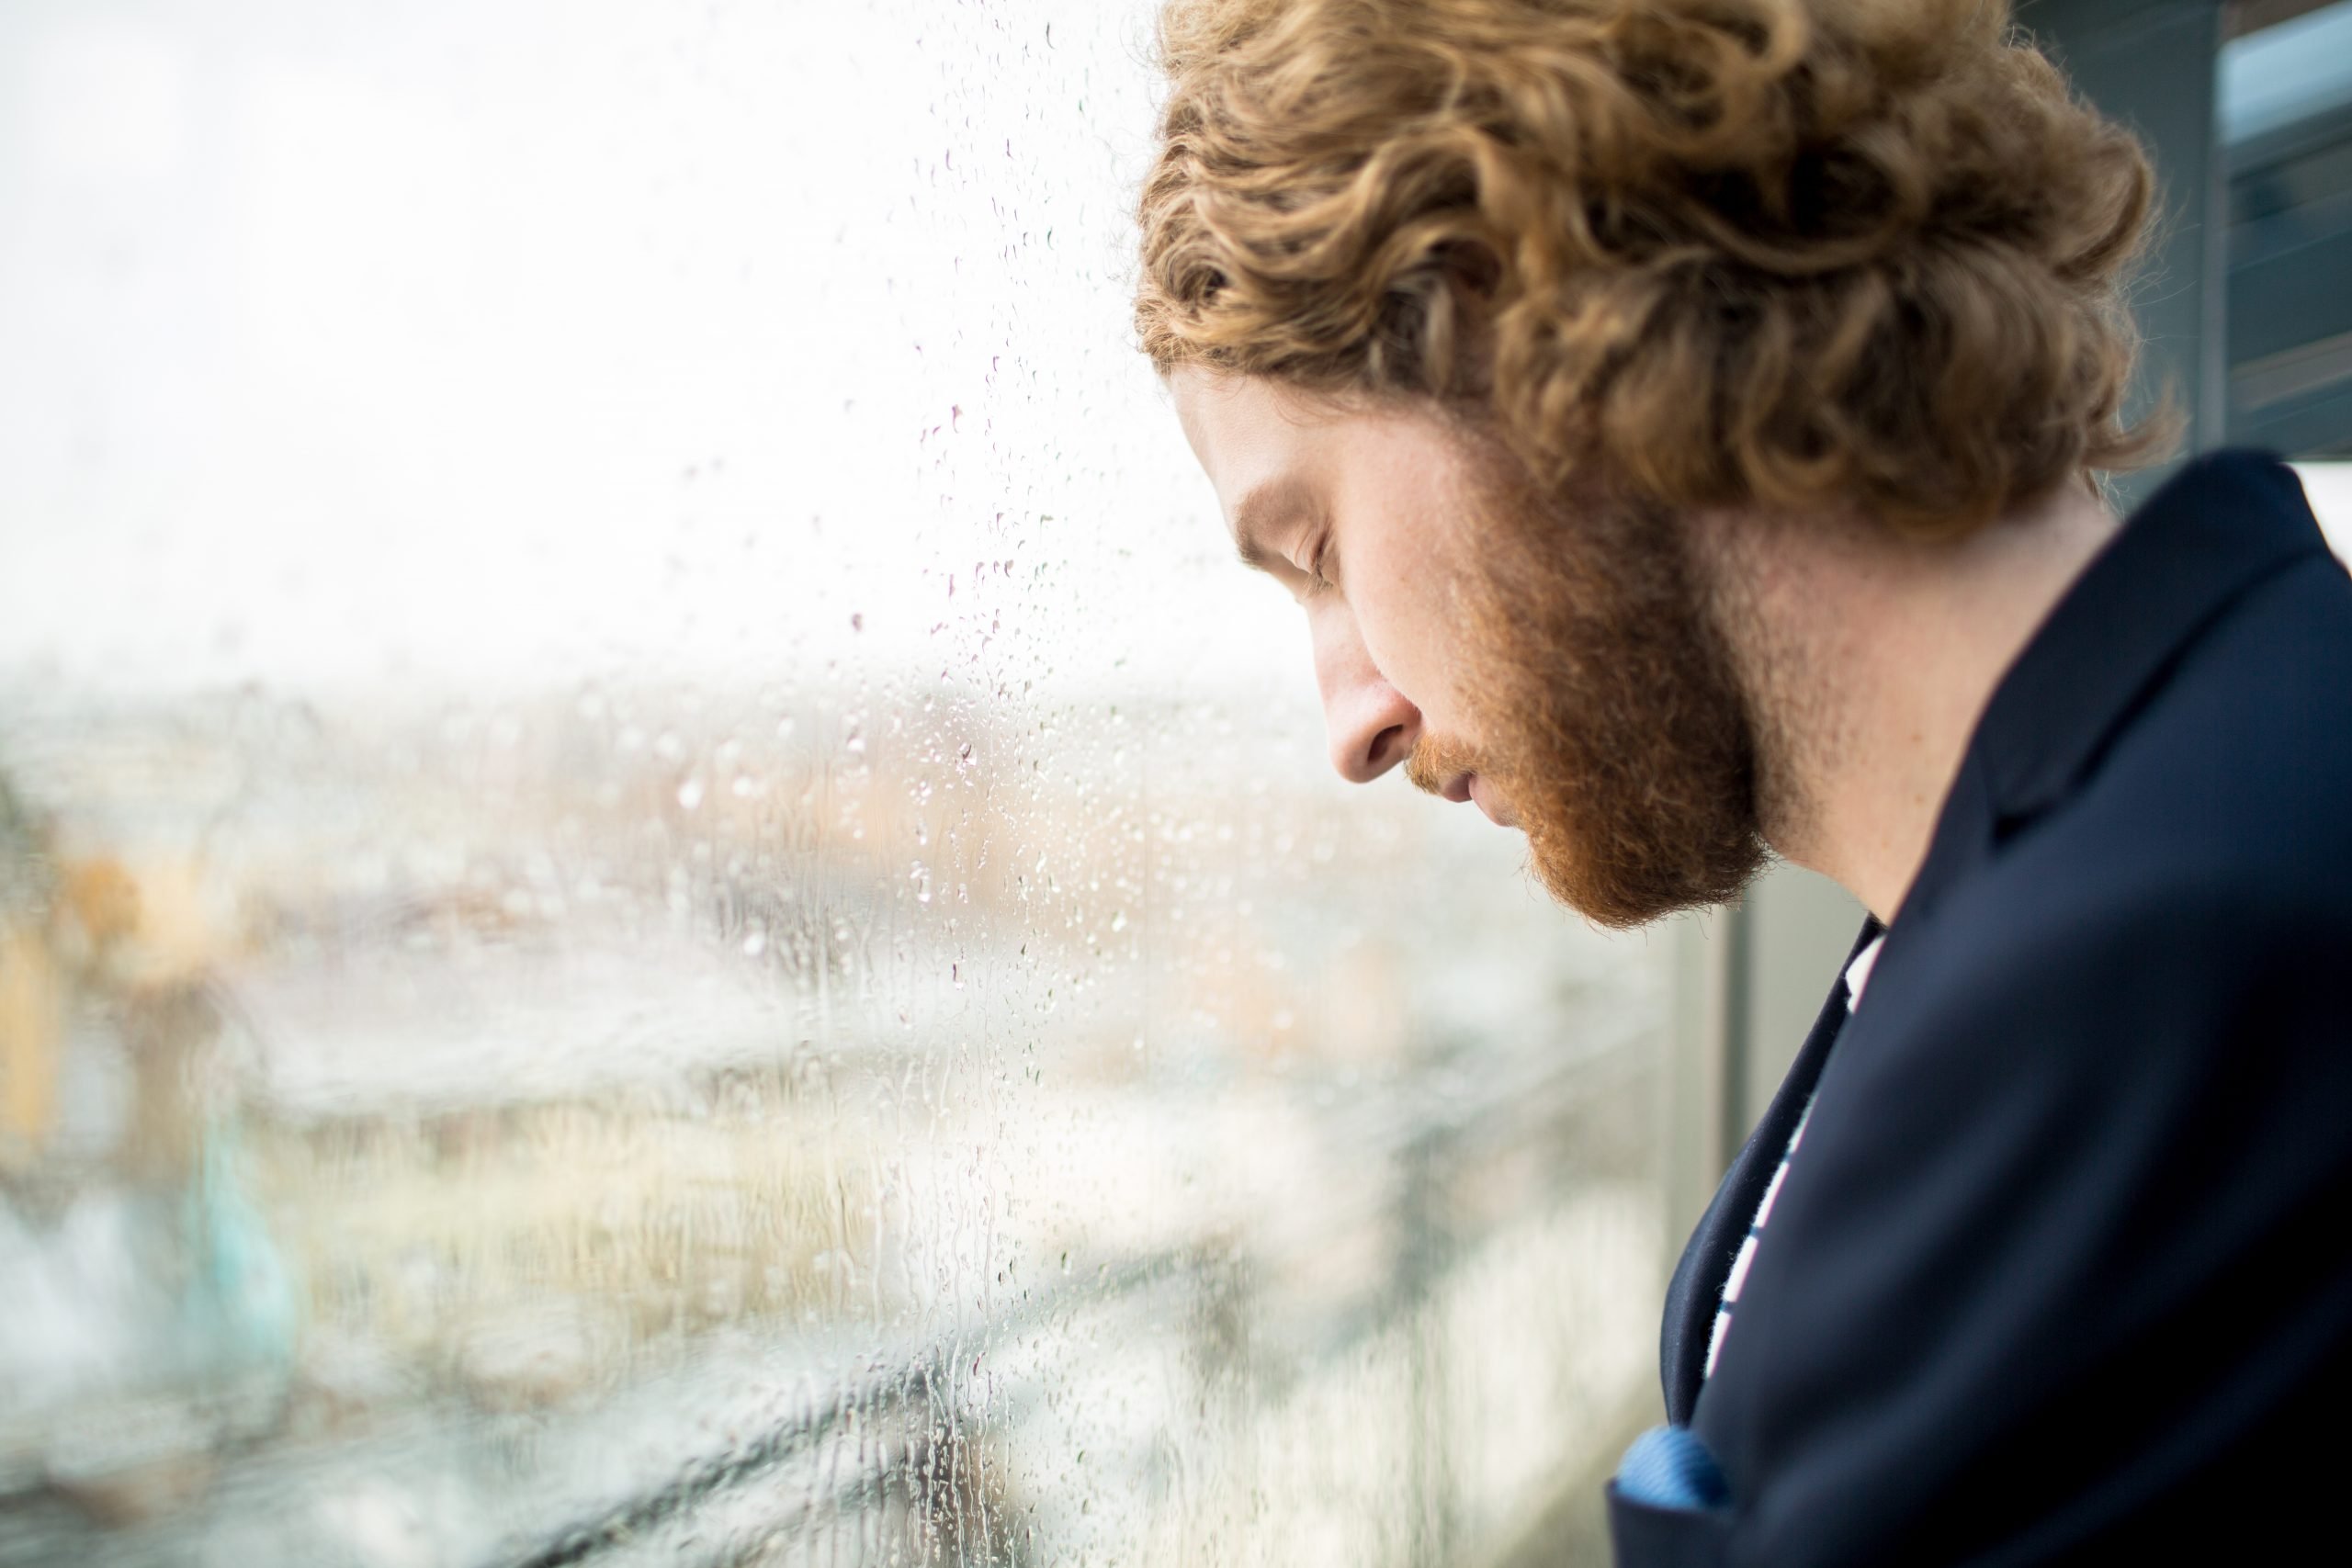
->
xmin=0 ymin=0 xmax=1313 ymax=706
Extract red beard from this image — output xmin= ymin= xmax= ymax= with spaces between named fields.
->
xmin=1407 ymin=457 xmax=1765 ymax=928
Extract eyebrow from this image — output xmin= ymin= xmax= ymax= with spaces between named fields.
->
xmin=1230 ymin=478 xmax=1308 ymax=573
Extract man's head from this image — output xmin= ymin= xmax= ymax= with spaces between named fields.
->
xmin=1141 ymin=0 xmax=2165 ymax=925
xmin=1173 ymin=368 xmax=1762 ymax=926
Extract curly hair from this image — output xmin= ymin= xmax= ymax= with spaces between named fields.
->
xmin=1135 ymin=0 xmax=2174 ymax=536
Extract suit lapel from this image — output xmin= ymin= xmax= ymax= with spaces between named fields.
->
xmin=1661 ymin=916 xmax=1882 ymax=1423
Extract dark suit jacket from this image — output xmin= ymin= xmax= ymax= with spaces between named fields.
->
xmin=1611 ymin=450 xmax=2352 ymax=1565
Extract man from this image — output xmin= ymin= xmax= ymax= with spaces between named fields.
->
xmin=1134 ymin=0 xmax=2352 ymax=1562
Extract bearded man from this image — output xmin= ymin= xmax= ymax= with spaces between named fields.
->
xmin=1134 ymin=0 xmax=2352 ymax=1562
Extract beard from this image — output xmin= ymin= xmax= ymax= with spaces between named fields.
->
xmin=1403 ymin=454 xmax=1766 ymax=929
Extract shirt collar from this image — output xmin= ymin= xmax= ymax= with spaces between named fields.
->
xmin=1896 ymin=450 xmax=2330 ymax=924
xmin=1841 ymin=931 xmax=1887 ymax=1012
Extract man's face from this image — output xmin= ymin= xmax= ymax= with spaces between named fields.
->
xmin=1170 ymin=366 xmax=1765 ymax=927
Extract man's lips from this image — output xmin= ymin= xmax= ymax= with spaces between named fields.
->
xmin=1467 ymin=774 xmax=1520 ymax=828
xmin=1444 ymin=771 xmax=1519 ymax=829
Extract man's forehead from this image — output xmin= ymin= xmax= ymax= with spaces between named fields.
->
xmin=1171 ymin=366 xmax=1487 ymax=560
xmin=1171 ymin=367 xmax=1314 ymax=471
xmin=1170 ymin=368 xmax=1321 ymax=535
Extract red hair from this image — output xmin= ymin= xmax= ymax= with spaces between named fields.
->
xmin=1136 ymin=0 xmax=2173 ymax=535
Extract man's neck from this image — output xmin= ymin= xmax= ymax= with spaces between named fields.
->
xmin=1699 ymin=479 xmax=2122 ymax=923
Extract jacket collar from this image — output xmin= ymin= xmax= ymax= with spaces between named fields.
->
xmin=1896 ymin=450 xmax=2329 ymax=924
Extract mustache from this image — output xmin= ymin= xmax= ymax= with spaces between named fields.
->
xmin=1403 ymin=732 xmax=1484 ymax=798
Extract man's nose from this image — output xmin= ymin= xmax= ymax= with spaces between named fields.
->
xmin=1312 ymin=607 xmax=1421 ymax=783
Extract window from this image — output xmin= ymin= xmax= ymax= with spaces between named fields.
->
xmin=0 ymin=6 xmax=1667 ymax=1563
xmin=2223 ymin=0 xmax=2352 ymax=455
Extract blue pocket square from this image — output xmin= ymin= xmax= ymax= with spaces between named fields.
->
xmin=1614 ymin=1423 xmax=1730 ymax=1510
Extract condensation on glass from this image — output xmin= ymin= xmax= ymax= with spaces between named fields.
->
xmin=0 ymin=3 xmax=1667 ymax=1564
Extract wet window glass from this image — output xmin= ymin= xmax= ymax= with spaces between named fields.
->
xmin=0 ymin=5 xmax=1667 ymax=1565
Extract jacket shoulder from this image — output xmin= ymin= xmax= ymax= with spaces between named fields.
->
xmin=1976 ymin=541 xmax=2352 ymax=964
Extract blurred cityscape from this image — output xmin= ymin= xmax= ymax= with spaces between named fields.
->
xmin=0 ymin=674 xmax=1668 ymax=1567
